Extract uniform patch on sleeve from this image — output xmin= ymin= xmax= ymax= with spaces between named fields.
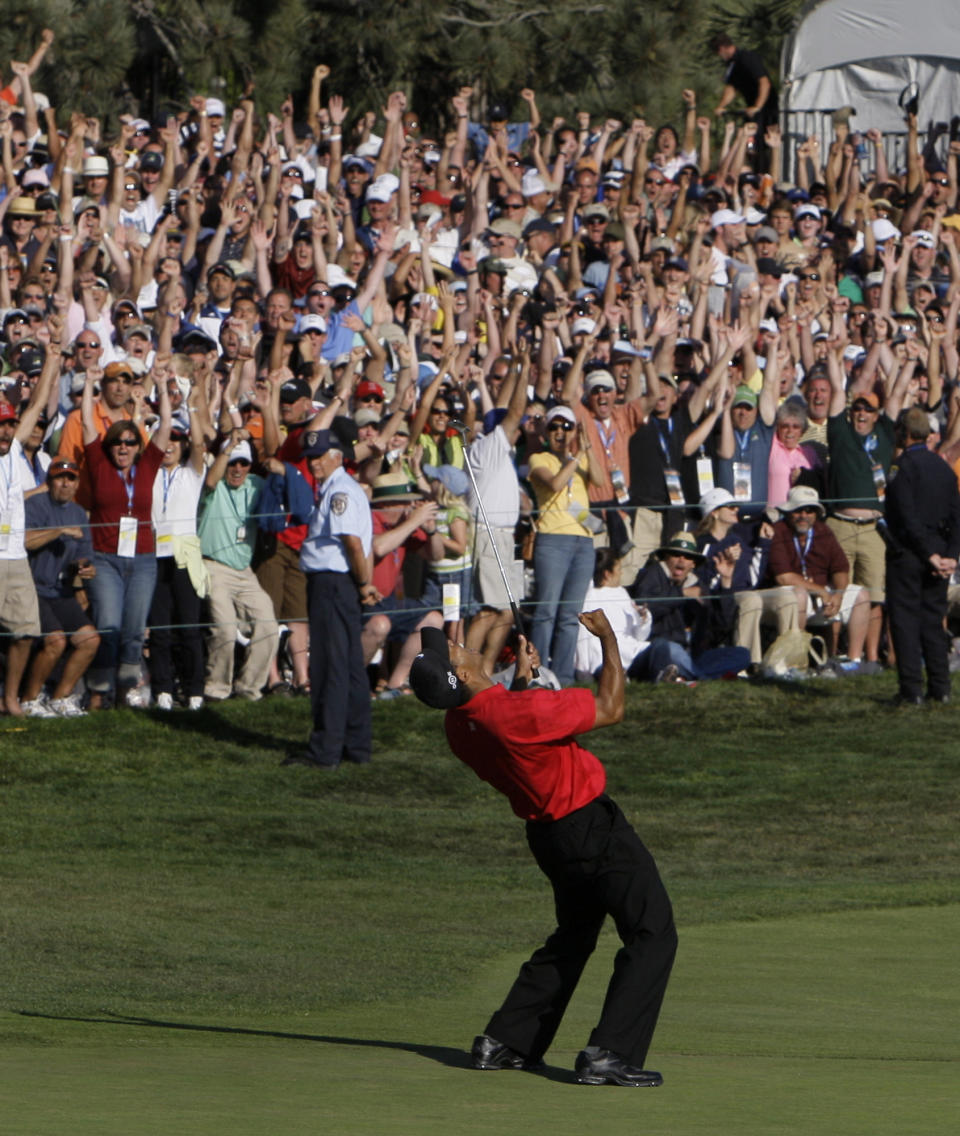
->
xmin=331 ymin=492 xmax=349 ymax=515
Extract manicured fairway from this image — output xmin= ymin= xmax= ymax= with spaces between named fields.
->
xmin=2 ymin=677 xmax=957 ymax=1134
xmin=4 ymin=906 xmax=957 ymax=1135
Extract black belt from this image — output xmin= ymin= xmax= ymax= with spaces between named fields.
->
xmin=831 ymin=514 xmax=879 ymax=526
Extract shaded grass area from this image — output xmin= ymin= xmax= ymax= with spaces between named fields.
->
xmin=1 ymin=673 xmax=958 ymax=1027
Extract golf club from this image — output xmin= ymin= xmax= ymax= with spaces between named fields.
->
xmin=448 ymin=420 xmax=537 ymax=676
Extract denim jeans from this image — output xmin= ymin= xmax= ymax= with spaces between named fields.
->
xmin=531 ymin=532 xmax=595 ymax=686
xmin=87 ymin=552 xmax=158 ymax=694
xmin=630 ymin=638 xmax=751 ymax=682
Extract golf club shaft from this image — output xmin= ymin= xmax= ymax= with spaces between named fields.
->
xmin=451 ymin=422 xmax=537 ymax=676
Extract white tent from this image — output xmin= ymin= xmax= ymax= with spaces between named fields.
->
xmin=780 ymin=0 xmax=960 ymax=177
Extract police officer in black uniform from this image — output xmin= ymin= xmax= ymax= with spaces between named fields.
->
xmin=884 ymin=408 xmax=960 ymax=703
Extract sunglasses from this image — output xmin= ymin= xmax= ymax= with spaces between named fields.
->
xmin=431 ymin=407 xmax=450 ymax=416
xmin=111 ymin=437 xmax=139 ymax=448
xmin=549 ymin=420 xmax=575 ymax=432
xmin=77 ymin=340 xmax=101 ymax=349
xmin=798 ymin=273 xmax=821 ymax=282
xmin=227 ymin=458 xmax=251 ymax=467
xmin=792 ymin=506 xmax=819 ymax=515
xmin=933 ymin=177 xmax=950 ymax=186
xmin=360 ymin=394 xmax=384 ymax=403
xmin=309 ymin=289 xmax=330 ymax=298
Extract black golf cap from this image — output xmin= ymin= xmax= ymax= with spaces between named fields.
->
xmin=410 ymin=627 xmax=470 ymax=710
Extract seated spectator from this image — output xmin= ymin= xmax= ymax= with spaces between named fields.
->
xmin=22 ymin=459 xmax=100 ymax=716
xmin=767 ymin=486 xmax=874 ymax=671
xmin=696 ymin=487 xmax=799 ymax=664
xmin=362 ymin=471 xmax=445 ymax=699
xmin=629 ymin=531 xmax=750 ymax=683
xmin=574 ymin=547 xmax=652 ymax=680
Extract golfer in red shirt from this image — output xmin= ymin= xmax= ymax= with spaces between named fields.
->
xmin=409 ymin=612 xmax=676 ymax=1086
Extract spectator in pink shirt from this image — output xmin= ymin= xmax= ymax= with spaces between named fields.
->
xmin=767 ymin=399 xmax=823 ymax=507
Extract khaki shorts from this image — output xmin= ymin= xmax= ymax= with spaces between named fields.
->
xmin=806 ymin=583 xmax=866 ymax=627
xmin=0 ymin=558 xmax=42 ymax=637
xmin=825 ymin=517 xmax=885 ymax=603
xmin=473 ymin=526 xmax=523 ymax=610
xmin=255 ymin=540 xmax=308 ymax=623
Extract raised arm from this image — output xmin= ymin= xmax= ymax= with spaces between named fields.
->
xmin=579 ymin=609 xmax=624 ymax=727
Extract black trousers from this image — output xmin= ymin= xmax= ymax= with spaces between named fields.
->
xmin=886 ymin=551 xmax=951 ymax=699
xmin=486 ymin=794 xmax=677 ymax=1066
xmin=148 ymin=557 xmax=205 ymax=698
xmin=305 ymin=571 xmax=371 ymax=767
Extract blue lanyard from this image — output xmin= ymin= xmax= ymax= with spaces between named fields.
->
xmin=861 ymin=432 xmax=877 ymax=456
xmin=117 ymin=465 xmax=136 ymax=513
xmin=734 ymin=428 xmax=752 ymax=460
xmin=792 ymin=529 xmax=813 ymax=576
xmin=596 ymin=419 xmax=616 ymax=454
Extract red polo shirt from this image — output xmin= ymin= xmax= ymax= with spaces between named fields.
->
xmin=444 ymin=684 xmax=604 ymax=822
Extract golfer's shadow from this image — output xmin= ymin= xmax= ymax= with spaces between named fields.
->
xmin=16 ymin=1010 xmax=575 ymax=1083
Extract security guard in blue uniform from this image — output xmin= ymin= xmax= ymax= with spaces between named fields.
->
xmin=287 ymin=427 xmax=379 ymax=768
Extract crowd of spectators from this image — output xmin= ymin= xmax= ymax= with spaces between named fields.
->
xmin=3 ymin=26 xmax=960 ymax=716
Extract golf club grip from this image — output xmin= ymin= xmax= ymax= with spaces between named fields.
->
xmin=510 ymin=599 xmax=539 ymax=679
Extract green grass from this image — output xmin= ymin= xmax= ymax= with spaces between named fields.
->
xmin=1 ymin=675 xmax=958 ymax=1133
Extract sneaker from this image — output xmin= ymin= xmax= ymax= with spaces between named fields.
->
xmin=49 ymin=694 xmax=87 ymax=718
xmin=124 ymin=685 xmax=151 ymax=709
xmin=655 ymin=664 xmax=695 ymax=687
xmin=574 ymin=1048 xmax=663 ymax=1087
xmin=857 ymin=660 xmax=883 ymax=676
xmin=187 ymin=696 xmax=204 ymax=711
xmin=156 ymin=692 xmax=174 ymax=711
xmin=22 ymin=697 xmax=57 ymax=719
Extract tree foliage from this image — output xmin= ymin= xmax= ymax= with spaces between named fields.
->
xmin=0 ymin=0 xmax=803 ymax=140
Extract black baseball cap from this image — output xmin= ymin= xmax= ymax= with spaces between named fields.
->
xmin=280 ymin=378 xmax=312 ymax=403
xmin=409 ymin=627 xmax=470 ymax=710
